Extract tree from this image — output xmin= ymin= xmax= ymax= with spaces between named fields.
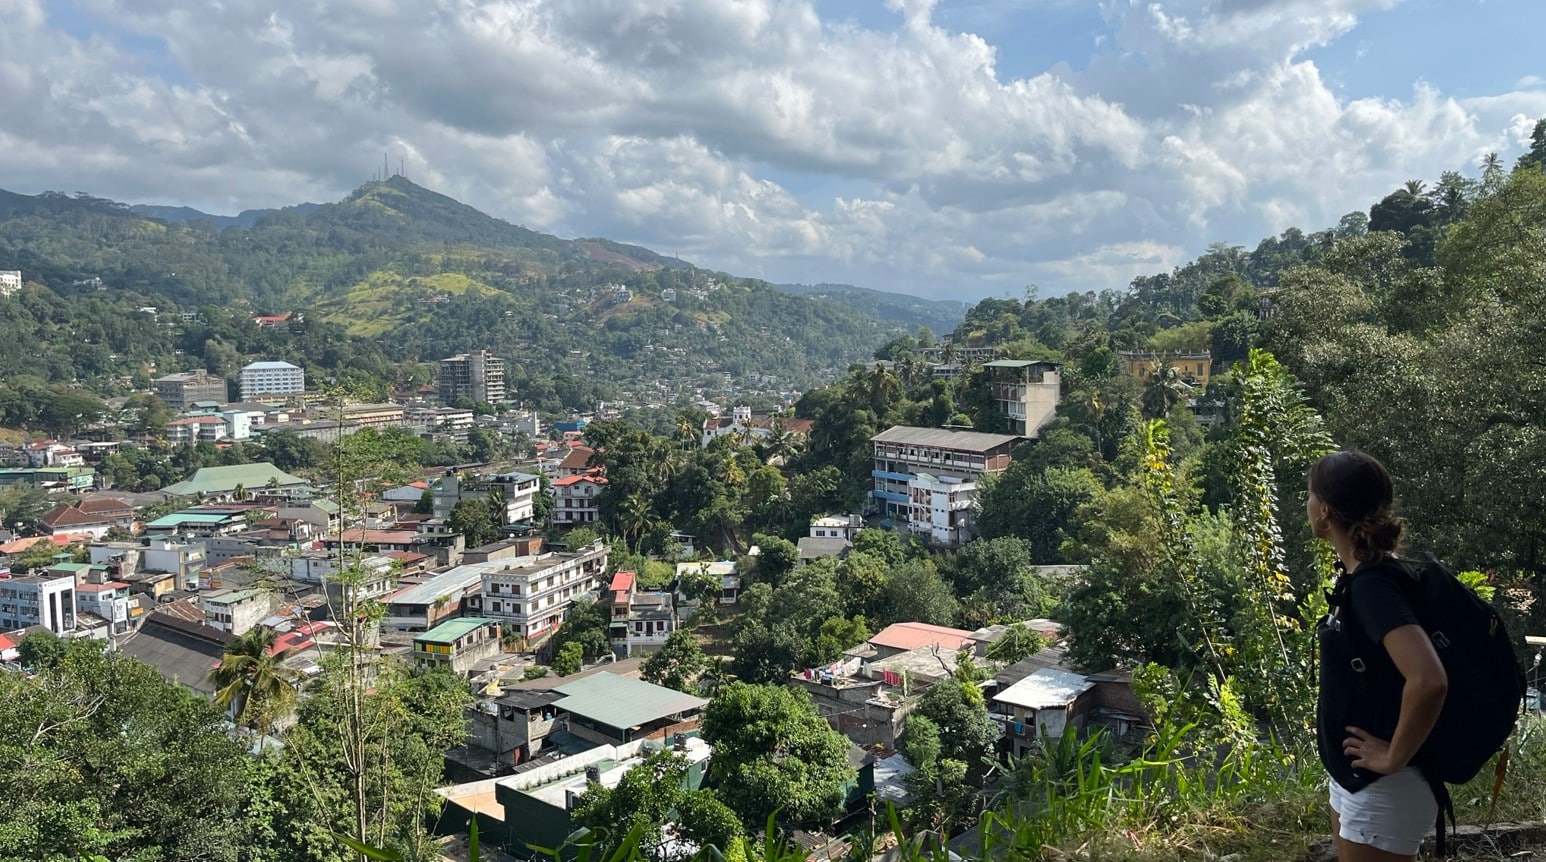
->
xmin=976 ymin=464 xmax=1102 ymax=563
xmin=0 ymin=481 xmax=49 ymax=528
xmin=699 ymin=683 xmax=854 ymax=827
xmin=875 ymin=559 xmax=958 ymax=627
xmin=572 ymin=749 xmax=741 ymax=862
xmin=209 ymin=626 xmax=305 ymax=736
xmin=1515 ymin=117 xmax=1546 ymax=174
xmin=551 ymin=596 xmax=611 ymax=660
xmin=412 ymin=488 xmax=434 ymax=515
xmin=984 ymin=623 xmax=1051 ymax=666
xmin=553 ymin=641 xmax=584 ymax=676
xmin=0 ymin=636 xmax=259 ymax=862
xmin=641 ymin=629 xmax=707 ymax=693
xmin=447 ymin=498 xmax=494 ymax=547
xmin=912 ymin=678 xmax=997 ymax=766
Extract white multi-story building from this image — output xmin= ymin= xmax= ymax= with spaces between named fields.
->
xmin=239 ymin=361 xmax=305 ymax=402
xmin=75 ymin=578 xmax=132 ymax=635
xmin=431 ymin=470 xmax=541 ymax=524
xmin=906 ymin=472 xmax=981 ymax=548
xmin=870 ymin=426 xmax=1020 ymax=548
xmin=468 ymin=542 xmax=610 ymax=640
xmin=0 ymin=270 xmax=21 ymax=297
xmin=0 ymin=571 xmax=76 ymax=634
xmin=551 ymin=474 xmax=605 ymax=525
xmin=165 ymin=415 xmax=229 ymax=445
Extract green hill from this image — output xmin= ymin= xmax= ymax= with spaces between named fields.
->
xmin=0 ymin=179 xmax=903 ymax=410
xmin=773 ymin=281 xmax=965 ymax=333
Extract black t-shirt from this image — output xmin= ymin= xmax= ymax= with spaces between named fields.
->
xmin=1316 ymin=559 xmax=1422 ymax=791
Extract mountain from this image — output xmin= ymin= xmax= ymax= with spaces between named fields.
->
xmin=774 ymin=282 xmax=965 ymax=333
xmin=128 ymin=202 xmax=321 ymax=229
xmin=0 ymin=178 xmax=904 ymax=411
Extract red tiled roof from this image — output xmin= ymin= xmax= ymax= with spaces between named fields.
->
xmin=609 ymin=571 xmax=635 ymax=593
xmin=553 ymin=473 xmax=606 ymax=487
xmin=0 ymin=536 xmax=49 ymax=555
xmin=77 ymin=497 xmax=133 ymax=516
xmin=168 ymin=416 xmax=225 ymax=425
xmin=558 ymin=446 xmax=596 ymax=471
xmin=869 ymin=622 xmax=976 ymax=652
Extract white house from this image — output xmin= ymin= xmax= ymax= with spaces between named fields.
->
xmin=551 ymin=474 xmax=605 ymax=526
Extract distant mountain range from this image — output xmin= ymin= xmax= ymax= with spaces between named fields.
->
xmin=772 ymin=282 xmax=964 ymax=334
xmin=124 ymin=197 xmax=961 ymax=332
xmin=0 ymin=179 xmax=937 ymax=405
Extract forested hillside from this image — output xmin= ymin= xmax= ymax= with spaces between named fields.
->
xmin=0 ymin=178 xmax=901 ymax=412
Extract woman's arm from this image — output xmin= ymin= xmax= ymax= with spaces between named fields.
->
xmin=1343 ymin=623 xmax=1448 ymax=773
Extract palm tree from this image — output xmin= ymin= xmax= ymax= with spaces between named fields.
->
xmin=1402 ymin=178 xmax=1427 ymax=197
xmin=210 ymin=626 xmax=305 ymax=737
xmin=674 ymin=412 xmax=699 ymax=451
xmin=1141 ymin=365 xmax=1190 ymax=419
xmin=619 ymin=491 xmax=653 ymax=552
xmin=866 ymin=362 xmax=902 ymax=414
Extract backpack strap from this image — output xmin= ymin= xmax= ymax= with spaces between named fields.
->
xmin=1426 ymin=771 xmax=1456 ymax=857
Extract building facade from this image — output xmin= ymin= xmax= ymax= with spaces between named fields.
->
xmin=413 ymin=617 xmax=503 ymax=675
xmin=0 ymin=270 xmax=21 ymax=296
xmin=154 ymin=371 xmax=229 ymax=410
xmin=870 ymin=426 xmax=1019 ymax=548
xmin=239 ymin=361 xmax=305 ymax=402
xmin=551 ymin=475 xmax=604 ymax=525
xmin=202 ymin=588 xmax=271 ymax=635
xmin=0 ymin=571 xmax=77 ymax=634
xmin=437 ymin=350 xmax=506 ymax=405
xmin=983 ymin=360 xmax=1061 ymax=438
xmin=1118 ymin=350 xmax=1213 ymax=388
xmin=469 ymin=542 xmax=609 ymax=640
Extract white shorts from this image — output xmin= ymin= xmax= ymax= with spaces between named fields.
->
xmin=1328 ymin=767 xmax=1438 ymax=856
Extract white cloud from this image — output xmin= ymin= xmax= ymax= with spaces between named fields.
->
xmin=0 ymin=0 xmax=1539 ymax=300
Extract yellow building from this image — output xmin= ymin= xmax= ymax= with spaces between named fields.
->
xmin=1119 ymin=351 xmax=1213 ymax=388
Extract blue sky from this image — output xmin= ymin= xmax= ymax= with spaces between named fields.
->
xmin=2 ymin=0 xmax=1543 ymax=300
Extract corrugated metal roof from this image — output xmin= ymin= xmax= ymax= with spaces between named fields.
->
xmin=993 ymin=668 xmax=1094 ymax=710
xmin=550 ymin=672 xmax=707 ymax=730
xmin=415 ymin=616 xmax=500 ymax=645
xmin=869 ymin=621 xmax=975 ymax=652
xmin=870 ymin=426 xmax=1020 ymax=451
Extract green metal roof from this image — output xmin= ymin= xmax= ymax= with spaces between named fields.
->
xmin=204 ymin=589 xmax=265 ymax=605
xmin=551 ymin=672 xmax=707 ymax=730
xmin=48 ymin=562 xmax=91 ymax=573
xmin=308 ymin=499 xmax=341 ymax=514
xmin=161 ymin=462 xmax=307 ymax=497
xmin=146 ymin=512 xmax=239 ymax=527
xmin=414 ymin=616 xmax=501 ymax=646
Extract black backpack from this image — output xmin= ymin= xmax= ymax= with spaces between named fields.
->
xmin=1383 ymin=556 xmax=1527 ymax=853
xmin=1393 ymin=555 xmax=1526 ymax=783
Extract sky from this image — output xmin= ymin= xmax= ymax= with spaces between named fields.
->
xmin=2 ymin=0 xmax=1543 ymax=302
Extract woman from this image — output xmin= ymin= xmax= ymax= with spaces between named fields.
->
xmin=1311 ymin=450 xmax=1448 ymax=862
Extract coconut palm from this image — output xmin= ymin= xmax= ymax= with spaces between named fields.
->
xmin=1141 ymin=365 xmax=1190 ymax=419
xmin=210 ymin=626 xmax=305 ymax=736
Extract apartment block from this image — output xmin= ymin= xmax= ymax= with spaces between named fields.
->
xmin=468 ymin=542 xmax=610 ymax=640
xmin=0 ymin=571 xmax=76 ymax=634
xmin=239 ymin=361 xmax=305 ymax=402
xmin=870 ymin=426 xmax=1019 ymax=548
xmin=0 ymin=270 xmax=21 ymax=296
xmin=437 ymin=350 xmax=506 ymax=405
xmin=154 ymin=371 xmax=229 ymax=409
